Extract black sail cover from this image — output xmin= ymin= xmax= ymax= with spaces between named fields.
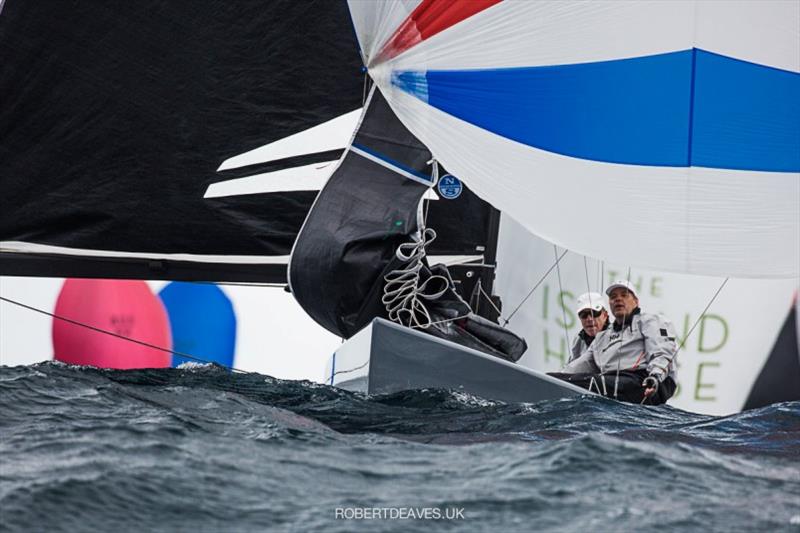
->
xmin=289 ymin=89 xmax=526 ymax=361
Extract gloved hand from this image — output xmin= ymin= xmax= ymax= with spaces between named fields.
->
xmin=642 ymin=375 xmax=659 ymax=398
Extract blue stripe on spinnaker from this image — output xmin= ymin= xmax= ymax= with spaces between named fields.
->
xmin=393 ymin=49 xmax=799 ymax=172
xmin=692 ymin=50 xmax=799 ymax=173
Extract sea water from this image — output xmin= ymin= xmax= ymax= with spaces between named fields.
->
xmin=1 ymin=362 xmax=798 ymax=532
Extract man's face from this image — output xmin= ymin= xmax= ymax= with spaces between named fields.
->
xmin=579 ymin=309 xmax=608 ymax=336
xmin=608 ymin=288 xmax=638 ymax=320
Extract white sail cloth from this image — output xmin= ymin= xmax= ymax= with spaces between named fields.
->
xmin=348 ymin=0 xmax=800 ymax=279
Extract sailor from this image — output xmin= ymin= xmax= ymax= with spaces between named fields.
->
xmin=549 ymin=280 xmax=678 ymax=405
xmin=569 ymin=292 xmax=609 ymax=363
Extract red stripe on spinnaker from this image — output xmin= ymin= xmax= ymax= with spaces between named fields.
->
xmin=376 ymin=0 xmax=501 ymax=63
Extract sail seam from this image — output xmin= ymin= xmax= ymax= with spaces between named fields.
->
xmin=350 ymin=144 xmax=434 ymax=186
xmin=687 ymin=47 xmax=697 ymax=167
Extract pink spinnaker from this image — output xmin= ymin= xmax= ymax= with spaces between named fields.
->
xmin=53 ymin=279 xmax=171 ymax=369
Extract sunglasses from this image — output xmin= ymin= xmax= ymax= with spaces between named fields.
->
xmin=578 ymin=309 xmax=603 ymax=319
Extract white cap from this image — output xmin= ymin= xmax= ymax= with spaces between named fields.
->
xmin=605 ymin=280 xmax=638 ymax=298
xmin=575 ymin=292 xmax=606 ymax=314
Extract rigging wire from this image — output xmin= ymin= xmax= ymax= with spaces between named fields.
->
xmin=580 ymin=254 xmax=621 ymax=393
xmin=581 ymin=255 xmax=603 ymax=314
xmin=503 ymin=248 xmax=569 ymax=326
xmin=675 ymin=277 xmax=730 ymax=360
xmin=187 ymin=281 xmax=287 ymax=289
xmin=0 ymin=295 xmax=249 ymax=374
xmin=600 ymin=260 xmax=605 ymax=294
xmin=583 ymin=256 xmax=592 ymax=298
xmin=553 ymin=245 xmax=571 ymax=360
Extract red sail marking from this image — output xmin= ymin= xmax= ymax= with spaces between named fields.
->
xmin=375 ymin=0 xmax=501 ymax=63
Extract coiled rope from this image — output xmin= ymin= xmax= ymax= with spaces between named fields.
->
xmin=381 ymin=228 xmax=451 ymax=329
xmin=381 ymin=158 xmax=470 ymax=330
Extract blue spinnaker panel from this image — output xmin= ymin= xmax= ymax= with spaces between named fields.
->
xmin=692 ymin=50 xmax=800 ymax=172
xmin=394 ymin=49 xmax=799 ymax=172
xmin=158 ymin=282 xmax=236 ymax=368
xmin=395 ymin=51 xmax=693 ymax=167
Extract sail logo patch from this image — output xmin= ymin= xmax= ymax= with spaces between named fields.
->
xmin=437 ymin=174 xmax=462 ymax=199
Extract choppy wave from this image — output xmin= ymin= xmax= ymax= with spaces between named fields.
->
xmin=1 ymin=362 xmax=798 ymax=532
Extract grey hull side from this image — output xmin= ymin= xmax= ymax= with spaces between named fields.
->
xmin=344 ymin=318 xmax=587 ymax=403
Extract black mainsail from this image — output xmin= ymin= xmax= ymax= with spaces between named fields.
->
xmin=0 ymin=0 xmax=497 ymax=284
xmin=0 ymin=0 xmax=362 ymax=282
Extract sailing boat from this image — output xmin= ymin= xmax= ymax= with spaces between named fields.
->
xmin=0 ymin=0 xmax=501 ymax=374
xmin=1 ymin=1 xmax=797 ymax=411
xmin=289 ymin=1 xmax=799 ymax=405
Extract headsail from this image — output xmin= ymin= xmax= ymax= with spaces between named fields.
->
xmin=349 ymin=0 xmax=800 ymax=279
xmin=289 ymin=86 xmax=526 ymax=359
xmin=289 ymin=88 xmax=434 ymax=337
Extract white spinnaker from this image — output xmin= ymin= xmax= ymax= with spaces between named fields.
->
xmin=381 ymin=1 xmax=799 ymax=72
xmin=382 ymin=87 xmax=799 ymax=278
xmin=694 ymin=1 xmax=800 ymax=72
xmin=390 ymin=1 xmax=694 ymax=71
xmin=349 ymin=0 xmax=800 ymax=279
xmin=348 ymin=0 xmax=421 ymax=66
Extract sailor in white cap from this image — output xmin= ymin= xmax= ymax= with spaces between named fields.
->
xmin=569 ymin=292 xmax=609 ymax=363
xmin=550 ymin=280 xmax=678 ymax=405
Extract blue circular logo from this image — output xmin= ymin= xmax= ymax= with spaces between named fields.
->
xmin=437 ymin=174 xmax=462 ymax=200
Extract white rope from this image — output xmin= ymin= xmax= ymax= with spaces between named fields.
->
xmin=381 ymin=228 xmax=451 ymax=329
xmin=583 ymin=256 xmax=593 ymax=301
xmin=382 ymin=158 xmax=456 ymax=330
xmin=600 ymin=260 xmax=605 ymax=294
xmin=587 ymin=376 xmax=600 ymax=395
